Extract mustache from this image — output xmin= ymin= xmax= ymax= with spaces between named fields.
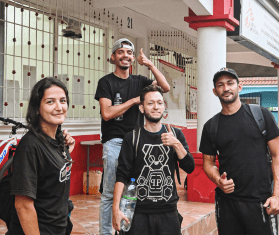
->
xmin=221 ymin=91 xmax=233 ymax=96
xmin=120 ymin=58 xmax=131 ymax=62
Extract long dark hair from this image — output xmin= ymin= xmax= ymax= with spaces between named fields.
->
xmin=26 ymin=77 xmax=70 ymax=149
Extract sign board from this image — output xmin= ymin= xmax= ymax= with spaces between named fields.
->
xmin=268 ymin=107 xmax=278 ymax=111
xmin=241 ymin=0 xmax=279 ymax=60
xmin=228 ymin=0 xmax=279 ymax=64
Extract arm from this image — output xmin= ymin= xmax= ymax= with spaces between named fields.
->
xmin=15 ymin=195 xmax=40 ymax=235
xmin=203 ymin=154 xmax=234 ymax=194
xmin=112 ymin=182 xmax=129 ymax=231
xmin=264 ymin=136 xmax=279 ymax=214
xmin=137 ymin=48 xmax=170 ymax=93
xmin=161 ymin=125 xmax=194 ymax=173
xmin=99 ymin=97 xmax=140 ymax=121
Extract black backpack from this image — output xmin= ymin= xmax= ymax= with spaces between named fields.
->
xmin=210 ymin=104 xmax=272 ymax=181
xmin=0 ymin=171 xmax=15 ymax=229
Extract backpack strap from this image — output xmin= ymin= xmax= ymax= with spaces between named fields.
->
xmin=210 ymin=112 xmax=221 ymax=153
xmin=248 ymin=104 xmax=266 ymax=137
xmin=163 ymin=124 xmax=181 ymax=185
xmin=132 ymin=127 xmax=141 ymax=158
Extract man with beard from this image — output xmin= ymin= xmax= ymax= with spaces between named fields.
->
xmin=95 ymin=39 xmax=170 ymax=235
xmin=199 ymin=68 xmax=279 ymax=235
xmin=112 ymin=85 xmax=195 ymax=235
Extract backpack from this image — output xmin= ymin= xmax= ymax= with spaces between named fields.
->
xmin=0 ymin=167 xmax=15 ymax=229
xmin=132 ymin=124 xmax=182 ymax=185
xmin=210 ymin=104 xmax=272 ymax=181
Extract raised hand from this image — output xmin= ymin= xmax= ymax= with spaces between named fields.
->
xmin=137 ymin=48 xmax=153 ymax=68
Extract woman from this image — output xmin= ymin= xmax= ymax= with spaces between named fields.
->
xmin=8 ymin=77 xmax=75 ymax=235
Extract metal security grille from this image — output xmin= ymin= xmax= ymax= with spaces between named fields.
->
xmin=149 ymin=30 xmax=198 ymax=120
xmin=0 ymin=0 xmax=124 ymax=121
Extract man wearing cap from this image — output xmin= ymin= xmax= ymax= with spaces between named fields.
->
xmin=199 ymin=67 xmax=279 ymax=235
xmin=95 ymin=38 xmax=170 ymax=235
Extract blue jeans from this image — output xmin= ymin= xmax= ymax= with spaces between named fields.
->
xmin=99 ymin=138 xmax=123 ymax=235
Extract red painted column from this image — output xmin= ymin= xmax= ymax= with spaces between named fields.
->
xmin=184 ymin=0 xmax=239 ymax=32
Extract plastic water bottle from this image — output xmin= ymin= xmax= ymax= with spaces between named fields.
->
xmin=114 ymin=93 xmax=123 ymax=121
xmin=119 ymin=178 xmax=137 ymax=232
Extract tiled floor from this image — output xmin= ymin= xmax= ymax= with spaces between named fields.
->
xmin=0 ymin=171 xmax=217 ymax=235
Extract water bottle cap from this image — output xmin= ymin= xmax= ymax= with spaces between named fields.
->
xmin=131 ymin=178 xmax=135 ymax=182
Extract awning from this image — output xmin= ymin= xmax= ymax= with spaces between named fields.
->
xmin=240 ymin=86 xmax=278 ymax=95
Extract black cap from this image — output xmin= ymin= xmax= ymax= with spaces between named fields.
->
xmin=213 ymin=67 xmax=239 ymax=85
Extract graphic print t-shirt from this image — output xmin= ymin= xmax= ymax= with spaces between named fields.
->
xmin=10 ymin=131 xmax=72 ymax=235
xmin=116 ymin=126 xmax=194 ymax=214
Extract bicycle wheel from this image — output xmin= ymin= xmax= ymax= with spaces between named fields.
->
xmin=0 ymin=156 xmax=13 ymax=182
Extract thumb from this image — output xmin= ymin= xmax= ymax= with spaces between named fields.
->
xmin=63 ymin=129 xmax=68 ymax=136
xmin=263 ymin=198 xmax=270 ymax=208
xmin=140 ymin=48 xmax=144 ymax=55
xmin=220 ymin=172 xmax=227 ymax=180
xmin=167 ymin=124 xmax=172 ymax=133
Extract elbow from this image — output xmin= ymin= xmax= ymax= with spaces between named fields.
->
xmin=102 ymin=116 xmax=111 ymax=122
xmin=101 ymin=112 xmax=113 ymax=122
xmin=187 ymin=161 xmax=195 ymax=174
xmin=163 ymin=85 xmax=170 ymax=93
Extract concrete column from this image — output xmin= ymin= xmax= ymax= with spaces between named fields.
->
xmin=0 ymin=2 xmax=4 ymax=117
xmin=197 ymin=27 xmax=225 ymax=150
xmin=278 ymin=68 xmax=279 ymax=126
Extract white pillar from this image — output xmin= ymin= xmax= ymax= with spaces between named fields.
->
xmin=277 ymin=68 xmax=279 ymax=126
xmin=197 ymin=27 xmax=226 ymax=150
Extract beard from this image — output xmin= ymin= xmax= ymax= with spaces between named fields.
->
xmin=119 ymin=58 xmax=131 ymax=70
xmin=218 ymin=91 xmax=238 ymax=104
xmin=119 ymin=65 xmax=130 ymax=70
xmin=144 ymin=112 xmax=163 ymax=123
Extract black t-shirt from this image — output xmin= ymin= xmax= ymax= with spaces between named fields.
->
xmin=199 ymin=104 xmax=279 ymax=201
xmin=10 ymin=131 xmax=72 ymax=235
xmin=116 ymin=125 xmax=195 ymax=213
xmin=94 ymin=73 xmax=153 ymax=143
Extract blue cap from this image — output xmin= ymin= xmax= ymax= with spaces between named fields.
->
xmin=131 ymin=178 xmax=135 ymax=182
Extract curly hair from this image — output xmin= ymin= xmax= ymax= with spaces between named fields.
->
xmin=140 ymin=84 xmax=164 ymax=103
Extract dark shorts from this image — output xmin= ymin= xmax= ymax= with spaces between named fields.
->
xmin=125 ymin=210 xmax=181 ymax=235
xmin=215 ymin=193 xmax=278 ymax=235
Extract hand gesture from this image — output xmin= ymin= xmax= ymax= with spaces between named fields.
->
xmin=112 ymin=209 xmax=129 ymax=231
xmin=264 ymin=196 xmax=279 ymax=215
xmin=63 ymin=129 xmax=75 ymax=154
xmin=218 ymin=172 xmax=235 ymax=194
xmin=161 ymin=124 xmax=179 ymax=147
xmin=137 ymin=48 xmax=152 ymax=68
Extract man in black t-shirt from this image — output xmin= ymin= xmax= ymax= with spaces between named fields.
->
xmin=95 ymin=38 xmax=170 ymax=235
xmin=199 ymin=67 xmax=279 ymax=235
xmin=112 ymin=85 xmax=195 ymax=235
